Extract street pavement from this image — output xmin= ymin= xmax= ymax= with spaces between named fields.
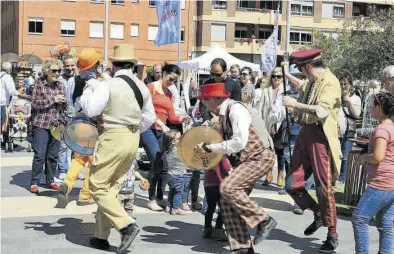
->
xmin=1 ymin=145 xmax=380 ymax=254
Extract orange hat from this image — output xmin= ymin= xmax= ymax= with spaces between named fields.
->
xmin=77 ymin=48 xmax=102 ymax=71
xmin=291 ymin=49 xmax=322 ymax=65
xmin=197 ymin=83 xmax=230 ymax=100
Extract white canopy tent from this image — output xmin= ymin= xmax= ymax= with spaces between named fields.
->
xmin=180 ymin=44 xmax=260 ymax=72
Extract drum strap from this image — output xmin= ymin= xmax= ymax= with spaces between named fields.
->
xmin=117 ymin=75 xmax=143 ymax=110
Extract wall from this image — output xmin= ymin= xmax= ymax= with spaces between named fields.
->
xmin=1 ymin=1 xmax=19 ymax=55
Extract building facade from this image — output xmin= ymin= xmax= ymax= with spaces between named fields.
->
xmin=195 ymin=0 xmax=394 ymax=65
xmin=1 ymin=0 xmax=195 ymax=67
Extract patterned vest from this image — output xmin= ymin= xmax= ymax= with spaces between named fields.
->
xmin=220 ymin=102 xmax=266 ymax=167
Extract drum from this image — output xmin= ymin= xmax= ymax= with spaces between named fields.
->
xmin=62 ymin=117 xmax=99 ymax=155
xmin=178 ymin=126 xmax=224 ymax=170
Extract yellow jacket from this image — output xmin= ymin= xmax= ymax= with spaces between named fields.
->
xmin=298 ymin=69 xmax=342 ymax=180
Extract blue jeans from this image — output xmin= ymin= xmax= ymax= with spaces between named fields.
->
xmin=140 ymin=129 xmax=168 ymax=201
xmin=352 ymin=187 xmax=394 ymax=254
xmin=0 ymin=105 xmax=6 ymax=134
xmin=182 ymin=170 xmax=201 ymax=203
xmin=168 ymin=174 xmax=188 ymax=210
xmin=31 ymin=127 xmax=60 ymax=185
xmin=339 ymin=139 xmax=353 ymax=183
xmin=57 ymin=141 xmax=70 ymax=173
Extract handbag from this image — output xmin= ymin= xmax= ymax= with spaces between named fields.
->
xmin=342 ymin=104 xmax=357 ymax=139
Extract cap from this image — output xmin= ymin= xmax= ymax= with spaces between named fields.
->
xmin=291 ymin=49 xmax=322 ymax=65
xmin=197 ymin=83 xmax=230 ymax=100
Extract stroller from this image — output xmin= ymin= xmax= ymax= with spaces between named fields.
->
xmin=3 ymin=98 xmax=32 ymax=152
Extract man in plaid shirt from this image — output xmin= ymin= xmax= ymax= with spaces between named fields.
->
xmin=30 ymin=58 xmax=67 ymax=194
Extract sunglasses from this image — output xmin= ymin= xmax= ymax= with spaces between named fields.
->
xmin=210 ymin=72 xmax=223 ymax=77
xmin=272 ymin=75 xmax=283 ymax=79
xmin=168 ymin=77 xmax=177 ymax=83
xmin=51 ymin=69 xmax=61 ymax=74
xmin=241 ymin=72 xmax=250 ymax=76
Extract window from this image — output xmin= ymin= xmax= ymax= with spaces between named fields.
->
xmin=322 ymin=2 xmax=344 ymax=18
xmin=110 ymin=23 xmax=124 ymax=39
xmin=259 ymin=27 xmax=272 ymax=40
xmin=131 ymin=24 xmax=139 ymax=37
xmin=89 ymin=21 xmax=103 ymax=38
xmin=181 ymin=28 xmax=185 ymax=42
xmin=235 ymin=25 xmax=248 ymax=38
xmin=181 ymin=0 xmax=185 ymax=10
xmin=111 ymin=0 xmax=125 ymax=5
xmin=322 ymin=31 xmax=338 ymax=39
xmin=148 ymin=25 xmax=158 ymax=41
xmin=291 ymin=1 xmax=313 ymax=16
xmin=131 ymin=0 xmax=139 ymax=2
xmin=28 ymin=18 xmax=43 ymax=34
xmin=211 ymin=24 xmax=226 ymax=42
xmin=260 ymin=0 xmax=281 ymax=11
xmin=212 ymin=0 xmax=227 ymax=10
xmin=290 ymin=30 xmax=312 ymax=45
xmin=61 ymin=20 xmax=75 ymax=36
xmin=149 ymin=0 xmax=155 ymax=7
xmin=90 ymin=0 xmax=104 ymax=3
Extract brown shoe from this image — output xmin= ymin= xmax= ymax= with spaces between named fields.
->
xmin=277 ymin=171 xmax=284 ymax=187
xmin=49 ymin=183 xmax=60 ymax=191
xmin=30 ymin=185 xmax=39 ymax=194
xmin=263 ymin=170 xmax=273 ymax=185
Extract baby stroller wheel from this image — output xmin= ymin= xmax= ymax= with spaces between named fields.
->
xmin=5 ymin=142 xmax=13 ymax=153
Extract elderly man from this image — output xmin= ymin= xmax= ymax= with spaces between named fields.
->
xmin=80 ymin=44 xmax=155 ymax=253
xmin=383 ymin=65 xmax=394 ymax=95
xmin=282 ymin=49 xmax=341 ymax=253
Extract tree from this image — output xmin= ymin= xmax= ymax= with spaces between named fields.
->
xmin=311 ymin=6 xmax=394 ymax=82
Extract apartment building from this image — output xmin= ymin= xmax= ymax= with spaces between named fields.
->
xmin=195 ymin=0 xmax=394 ymax=65
xmin=1 ymin=0 xmax=195 ymax=66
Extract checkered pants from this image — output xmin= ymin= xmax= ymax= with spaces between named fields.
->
xmin=220 ymin=148 xmax=275 ymax=250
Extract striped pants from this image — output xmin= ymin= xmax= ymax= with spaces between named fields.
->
xmin=220 ymin=148 xmax=276 ymax=250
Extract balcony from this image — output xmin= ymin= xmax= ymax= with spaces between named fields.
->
xmin=236 ymin=7 xmax=271 ymax=14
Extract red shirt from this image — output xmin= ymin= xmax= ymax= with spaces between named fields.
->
xmin=147 ymin=84 xmax=181 ymax=130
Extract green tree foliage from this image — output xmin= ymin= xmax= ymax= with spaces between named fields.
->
xmin=311 ymin=6 xmax=394 ymax=81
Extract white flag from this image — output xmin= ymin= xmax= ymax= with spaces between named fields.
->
xmin=260 ymin=9 xmax=280 ymax=73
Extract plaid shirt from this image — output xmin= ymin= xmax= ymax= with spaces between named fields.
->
xmin=31 ymin=78 xmax=66 ymax=129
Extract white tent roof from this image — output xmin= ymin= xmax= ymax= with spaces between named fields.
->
xmin=180 ymin=44 xmax=260 ymax=72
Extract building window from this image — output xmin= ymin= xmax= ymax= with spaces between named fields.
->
xmin=90 ymin=0 xmax=104 ymax=3
xmin=291 ymin=1 xmax=313 ymax=16
xmin=235 ymin=25 xmax=248 ymax=38
xmin=149 ymin=0 xmax=155 ymax=7
xmin=290 ymin=30 xmax=312 ymax=45
xmin=181 ymin=0 xmax=185 ymax=9
xmin=111 ymin=0 xmax=125 ymax=5
xmin=148 ymin=25 xmax=158 ymax=41
xmin=211 ymin=24 xmax=226 ymax=42
xmin=322 ymin=2 xmax=344 ymax=18
xmin=259 ymin=27 xmax=272 ymax=40
xmin=131 ymin=24 xmax=139 ymax=37
xmin=28 ymin=18 xmax=43 ymax=34
xmin=131 ymin=0 xmax=139 ymax=2
xmin=212 ymin=0 xmax=227 ymax=10
xmin=90 ymin=21 xmax=104 ymax=38
xmin=61 ymin=20 xmax=75 ymax=36
xmin=110 ymin=23 xmax=124 ymax=39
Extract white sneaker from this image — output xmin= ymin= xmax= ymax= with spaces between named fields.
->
xmin=39 ymin=175 xmax=46 ymax=185
xmin=77 ymin=173 xmax=85 ymax=180
xmin=58 ymin=173 xmax=67 ymax=180
xmin=147 ymin=200 xmax=164 ymax=211
xmin=53 ymin=177 xmax=62 ymax=183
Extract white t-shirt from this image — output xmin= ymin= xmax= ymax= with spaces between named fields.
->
xmin=338 ymin=94 xmax=362 ymax=137
xmin=0 ymin=72 xmax=18 ymax=106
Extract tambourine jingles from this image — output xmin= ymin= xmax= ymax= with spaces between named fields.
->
xmin=177 ymin=126 xmax=224 ymax=170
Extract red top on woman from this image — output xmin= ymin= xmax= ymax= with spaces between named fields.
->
xmin=147 ymin=83 xmax=182 ymax=130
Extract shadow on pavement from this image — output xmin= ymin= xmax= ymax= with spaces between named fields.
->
xmin=141 ymin=220 xmax=228 ymax=253
xmin=24 ymin=217 xmax=119 ymax=253
xmin=254 ymin=182 xmax=282 ymax=192
xmin=9 ymin=169 xmax=31 ymax=191
xmin=267 ymin=228 xmax=321 ymax=254
xmin=252 ymin=197 xmax=294 ymax=212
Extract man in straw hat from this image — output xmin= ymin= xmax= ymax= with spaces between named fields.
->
xmin=195 ymin=83 xmax=277 ymax=254
xmin=282 ymin=49 xmax=341 ymax=253
xmin=79 ymin=44 xmax=155 ymax=253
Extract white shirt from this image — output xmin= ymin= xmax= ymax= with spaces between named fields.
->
xmin=338 ymin=94 xmax=362 ymax=137
xmin=0 ymin=71 xmax=18 ymax=106
xmin=209 ymin=99 xmax=251 ymax=155
xmin=80 ymin=69 xmax=156 ymax=133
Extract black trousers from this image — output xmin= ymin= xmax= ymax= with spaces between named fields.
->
xmin=204 ymin=185 xmax=224 ymax=229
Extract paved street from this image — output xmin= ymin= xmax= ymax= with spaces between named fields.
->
xmin=1 ymin=146 xmax=380 ymax=254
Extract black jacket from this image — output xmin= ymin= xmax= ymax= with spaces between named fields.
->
xmin=199 ymin=77 xmax=242 ymax=121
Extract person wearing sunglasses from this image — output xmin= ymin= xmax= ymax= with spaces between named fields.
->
xmin=353 ymin=92 xmax=394 ymax=254
xmin=282 ymin=49 xmax=341 ymax=253
xmin=30 ymin=58 xmax=67 ymax=194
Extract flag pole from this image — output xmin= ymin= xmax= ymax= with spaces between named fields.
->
xmin=177 ymin=0 xmax=182 ymax=92
xmin=104 ymin=0 xmax=109 ymax=68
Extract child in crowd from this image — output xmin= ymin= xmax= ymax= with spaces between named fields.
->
xmin=163 ymin=130 xmax=190 ymax=215
xmin=118 ymin=159 xmax=148 ymax=218
xmin=203 ymin=157 xmax=232 ymax=240
xmin=352 ymin=92 xmax=394 ymax=254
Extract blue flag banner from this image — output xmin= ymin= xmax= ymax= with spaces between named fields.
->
xmin=154 ymin=0 xmax=181 ymax=46
xmin=260 ymin=9 xmax=280 ymax=73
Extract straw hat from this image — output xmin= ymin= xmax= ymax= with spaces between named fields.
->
xmin=77 ymin=48 xmax=102 ymax=71
xmin=109 ymin=44 xmax=138 ymax=64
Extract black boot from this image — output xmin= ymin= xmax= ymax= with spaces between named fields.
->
xmin=117 ymin=223 xmax=140 ymax=254
xmin=254 ymin=216 xmax=277 ymax=245
xmin=203 ymin=227 xmax=212 ymax=238
xmin=318 ymin=232 xmax=338 ymax=253
xmin=304 ymin=214 xmax=323 ymax=236
xmin=56 ymin=183 xmax=69 ymax=209
xmin=221 ymin=248 xmax=254 ymax=254
xmin=90 ymin=237 xmax=110 ymax=250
